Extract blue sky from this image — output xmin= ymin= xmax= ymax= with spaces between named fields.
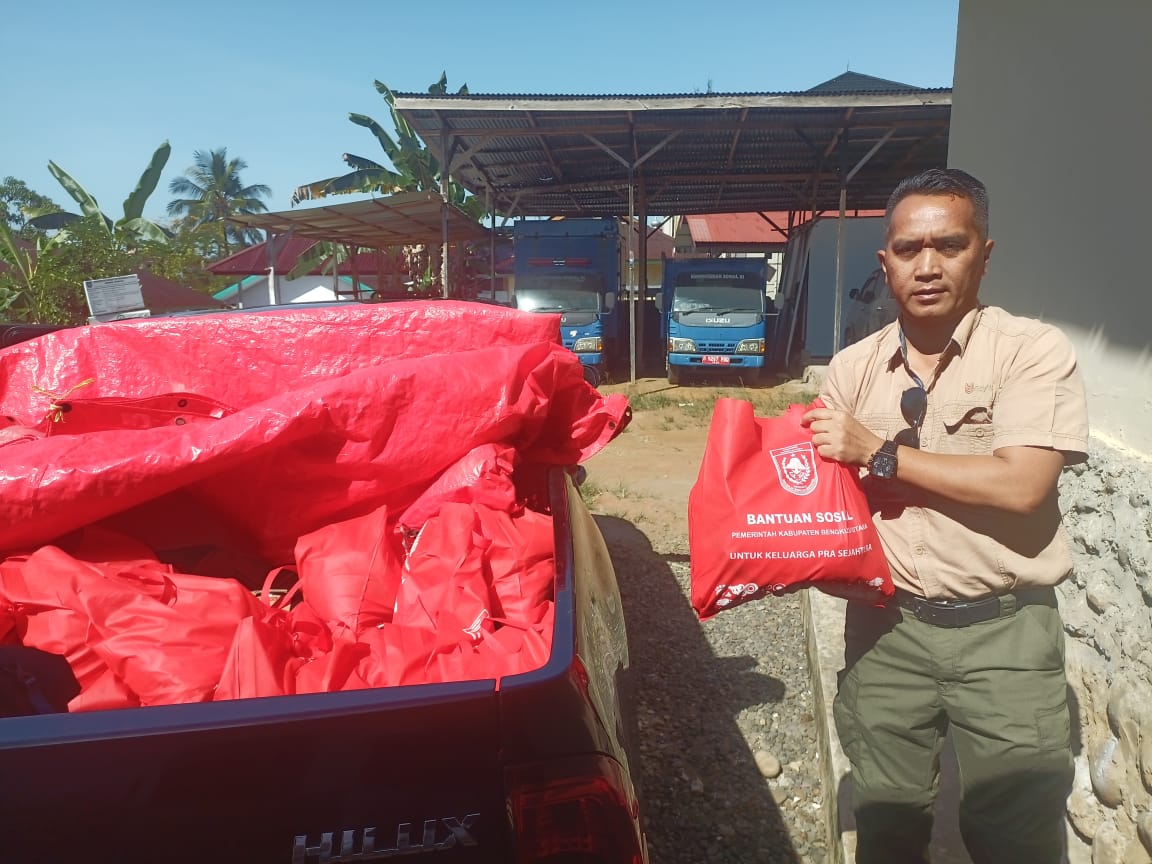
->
xmin=4 ymin=0 xmax=960 ymax=221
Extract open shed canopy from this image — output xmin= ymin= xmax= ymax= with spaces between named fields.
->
xmin=228 ymin=190 xmax=491 ymax=248
xmin=393 ymin=73 xmax=951 ymax=218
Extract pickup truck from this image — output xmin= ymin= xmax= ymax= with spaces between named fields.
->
xmin=0 ymin=304 xmax=647 ymax=864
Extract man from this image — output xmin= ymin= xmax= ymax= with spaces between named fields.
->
xmin=803 ymin=168 xmax=1088 ymax=864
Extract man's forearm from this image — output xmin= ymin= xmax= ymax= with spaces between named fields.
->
xmin=888 ymin=445 xmax=1065 ymax=515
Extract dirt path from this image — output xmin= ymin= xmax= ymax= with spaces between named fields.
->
xmin=584 ymin=377 xmax=818 ymax=556
xmin=581 ymin=376 xmax=830 ymax=864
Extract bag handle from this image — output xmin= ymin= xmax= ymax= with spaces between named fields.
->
xmin=259 ymin=566 xmax=302 ymax=610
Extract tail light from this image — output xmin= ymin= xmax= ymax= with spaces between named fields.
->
xmin=507 ymin=754 xmax=646 ymax=863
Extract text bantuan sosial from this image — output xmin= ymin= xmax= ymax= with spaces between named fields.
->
xmin=733 ymin=510 xmax=866 ymax=538
xmin=728 ymin=509 xmax=873 ymax=559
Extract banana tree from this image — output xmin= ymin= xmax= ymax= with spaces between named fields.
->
xmin=0 ymin=219 xmax=68 ymax=320
xmin=25 ymin=142 xmax=173 ymax=246
xmin=292 ymin=74 xmax=486 ymax=220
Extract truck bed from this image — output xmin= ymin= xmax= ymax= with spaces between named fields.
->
xmin=0 ymin=470 xmax=642 ymax=864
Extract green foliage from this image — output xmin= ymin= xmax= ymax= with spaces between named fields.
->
xmin=292 ymin=72 xmax=486 ymax=220
xmin=167 ymin=148 xmax=271 ymax=258
xmin=0 ymin=218 xmax=70 ymax=321
xmin=0 ymin=177 xmax=60 ymax=235
xmin=0 ymin=213 xmax=226 ymax=325
xmin=25 ymin=142 xmax=173 ymax=247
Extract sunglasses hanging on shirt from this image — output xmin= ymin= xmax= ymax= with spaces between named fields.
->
xmin=894 ymin=383 xmax=928 ymax=449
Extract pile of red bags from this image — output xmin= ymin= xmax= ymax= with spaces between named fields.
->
xmin=0 ymin=301 xmax=629 ymax=710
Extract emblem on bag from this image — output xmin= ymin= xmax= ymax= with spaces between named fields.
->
xmin=769 ymin=442 xmax=818 ymax=496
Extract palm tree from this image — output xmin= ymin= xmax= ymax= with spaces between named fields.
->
xmin=292 ymin=73 xmax=485 ymax=220
xmin=167 ymin=148 xmax=271 ymax=257
xmin=25 ymin=142 xmax=173 ymax=246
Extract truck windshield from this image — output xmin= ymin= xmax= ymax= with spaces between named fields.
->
xmin=515 ymin=274 xmax=602 ymax=313
xmin=672 ymin=272 xmax=764 ymax=314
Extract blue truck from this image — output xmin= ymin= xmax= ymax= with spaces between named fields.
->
xmin=512 ymin=219 xmax=622 ymax=384
xmin=658 ymin=256 xmax=775 ymax=385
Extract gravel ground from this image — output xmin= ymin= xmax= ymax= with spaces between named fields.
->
xmin=584 ymin=380 xmax=828 ymax=864
xmin=598 ymin=520 xmax=827 ymax=864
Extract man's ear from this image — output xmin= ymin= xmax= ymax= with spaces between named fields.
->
xmin=876 ymin=249 xmax=887 ymax=276
xmin=982 ymin=239 xmax=994 ymax=275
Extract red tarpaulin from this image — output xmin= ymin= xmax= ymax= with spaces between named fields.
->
xmin=0 ymin=301 xmax=630 ymax=708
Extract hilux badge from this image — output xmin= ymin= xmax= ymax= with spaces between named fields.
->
xmin=293 ymin=814 xmax=479 ymax=863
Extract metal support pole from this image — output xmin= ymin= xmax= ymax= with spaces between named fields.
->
xmin=627 ymin=172 xmax=637 ymax=384
xmin=637 ymin=176 xmax=649 ymax=378
xmin=348 ymin=243 xmax=360 ymax=300
xmin=440 ymin=128 xmax=451 ymax=298
xmin=488 ymin=187 xmax=495 ymax=298
xmin=834 ymin=185 xmax=846 ymax=354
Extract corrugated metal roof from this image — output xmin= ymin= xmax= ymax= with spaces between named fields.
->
xmin=227 ymin=190 xmax=490 ymax=249
xmin=393 ymin=79 xmax=950 ymax=218
xmin=805 ymin=71 xmax=922 ymax=93
xmin=207 ymin=238 xmax=403 ymax=277
xmin=207 ymin=236 xmax=319 ymax=275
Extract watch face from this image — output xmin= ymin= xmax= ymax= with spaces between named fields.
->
xmin=870 ymin=451 xmax=897 ymax=479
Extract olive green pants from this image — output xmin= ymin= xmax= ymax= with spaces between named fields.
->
xmin=833 ymin=592 xmax=1073 ymax=864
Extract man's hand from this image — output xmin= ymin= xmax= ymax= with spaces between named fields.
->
xmin=802 ymin=406 xmax=885 ymax=468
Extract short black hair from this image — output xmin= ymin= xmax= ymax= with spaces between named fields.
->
xmin=886 ymin=168 xmax=989 ymax=238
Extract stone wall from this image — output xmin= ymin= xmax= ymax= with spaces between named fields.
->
xmin=1059 ymin=441 xmax=1152 ymax=864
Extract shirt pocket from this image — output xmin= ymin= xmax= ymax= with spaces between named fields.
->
xmin=937 ymin=400 xmax=994 ymax=455
xmin=857 ymin=411 xmax=903 ymax=442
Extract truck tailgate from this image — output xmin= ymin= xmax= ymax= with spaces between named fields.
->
xmin=0 ymin=682 xmax=504 ymax=863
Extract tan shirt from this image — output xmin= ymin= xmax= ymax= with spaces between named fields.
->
xmin=821 ymin=305 xmax=1089 ymax=600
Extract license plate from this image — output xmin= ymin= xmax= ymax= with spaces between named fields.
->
xmin=701 ymin=355 xmax=730 ymax=365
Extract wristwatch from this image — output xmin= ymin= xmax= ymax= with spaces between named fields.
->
xmin=867 ymin=440 xmax=900 ymax=480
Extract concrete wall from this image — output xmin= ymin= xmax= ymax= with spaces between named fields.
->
xmin=949 ymin=0 xmax=1152 ymax=455
xmin=950 ymin=2 xmax=1152 ymax=861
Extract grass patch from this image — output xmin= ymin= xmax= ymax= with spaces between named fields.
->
xmin=609 ymin=479 xmax=646 ymax=500
xmin=627 ymin=386 xmax=818 ymax=424
xmin=578 ymin=479 xmax=605 ymax=506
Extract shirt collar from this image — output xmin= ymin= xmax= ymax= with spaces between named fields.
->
xmin=884 ymin=305 xmax=985 ymax=372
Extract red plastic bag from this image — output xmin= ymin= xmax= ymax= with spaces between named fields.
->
xmin=688 ymin=398 xmax=892 ymax=619
xmin=393 ymin=503 xmax=496 ymax=641
xmin=0 ymin=543 xmax=265 ymax=707
xmin=293 ymin=503 xmax=402 ymax=635
xmin=398 ymin=444 xmax=519 ymax=533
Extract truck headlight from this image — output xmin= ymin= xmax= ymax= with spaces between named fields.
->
xmin=735 ymin=339 xmax=765 ymax=354
xmin=572 ymin=337 xmax=602 ymax=353
xmin=668 ymin=338 xmax=697 ymax=353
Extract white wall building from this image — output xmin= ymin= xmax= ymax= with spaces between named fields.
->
xmin=948 ymin=3 xmax=1152 ymax=862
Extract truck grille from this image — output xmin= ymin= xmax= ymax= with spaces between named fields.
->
xmin=696 ymin=340 xmax=739 ymax=353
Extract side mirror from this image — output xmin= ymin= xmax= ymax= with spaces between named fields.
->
xmin=604 ymin=293 xmax=616 ymax=312
xmin=653 ymin=294 xmax=664 ymax=313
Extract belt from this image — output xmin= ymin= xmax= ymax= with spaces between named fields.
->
xmin=890 ymin=587 xmax=1054 ymax=629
